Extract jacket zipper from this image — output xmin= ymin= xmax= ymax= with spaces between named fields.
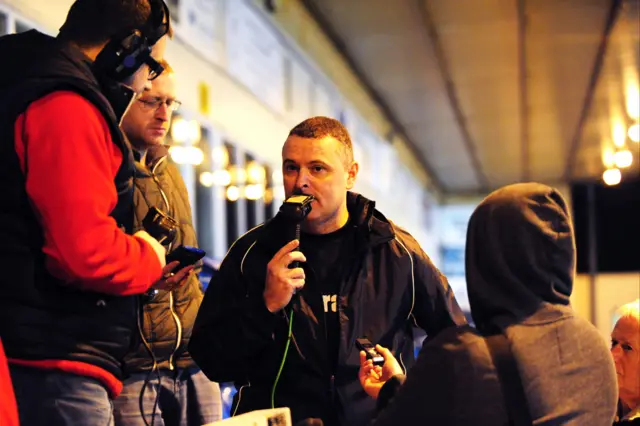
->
xmin=329 ymin=374 xmax=336 ymax=403
xmin=150 ymin=156 xmax=182 ymax=370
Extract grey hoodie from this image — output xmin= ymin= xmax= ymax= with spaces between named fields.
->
xmin=373 ymin=183 xmax=618 ymax=426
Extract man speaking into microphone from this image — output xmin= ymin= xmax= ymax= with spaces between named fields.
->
xmin=190 ymin=116 xmax=466 ymax=426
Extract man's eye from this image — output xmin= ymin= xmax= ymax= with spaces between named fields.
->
xmin=611 ymin=339 xmax=619 ymax=349
xmin=623 ymin=344 xmax=634 ymax=352
xmin=312 ymin=166 xmax=325 ymax=172
xmin=284 ymin=165 xmax=297 ymax=172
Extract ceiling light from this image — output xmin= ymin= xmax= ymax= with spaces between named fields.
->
xmin=603 ymin=168 xmax=621 ymax=186
xmin=226 ymin=186 xmax=240 ymax=202
xmin=614 ymin=150 xmax=633 ymax=168
xmin=613 ymin=122 xmax=627 ymax=147
xmin=199 ymin=172 xmax=214 ymax=187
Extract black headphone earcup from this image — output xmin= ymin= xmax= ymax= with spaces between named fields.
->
xmin=122 ymin=54 xmax=137 ymax=69
xmin=94 ymin=31 xmax=150 ymax=81
xmin=93 ymin=1 xmax=168 ymax=82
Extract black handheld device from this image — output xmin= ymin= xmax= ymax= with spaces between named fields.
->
xmin=278 ymin=194 xmax=315 ymax=222
xmin=166 ymin=245 xmax=206 ymax=270
xmin=278 ymin=195 xmax=314 ymax=269
xmin=142 ymin=206 xmax=178 ymax=244
xmin=356 ymin=338 xmax=385 ymax=367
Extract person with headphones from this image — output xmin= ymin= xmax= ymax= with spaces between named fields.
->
xmin=0 ymin=1 xmax=191 ymax=425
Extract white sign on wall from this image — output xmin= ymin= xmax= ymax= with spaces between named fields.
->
xmin=176 ymin=0 xmax=227 ymax=68
xmin=288 ymin=58 xmax=313 ymax=121
xmin=340 ymin=106 xmax=358 ymax=138
xmin=373 ymin=137 xmax=395 ymax=193
xmin=312 ymin=83 xmax=336 ymax=118
xmin=226 ymin=0 xmax=285 ymax=114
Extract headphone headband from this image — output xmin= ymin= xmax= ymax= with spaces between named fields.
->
xmin=93 ymin=0 xmax=170 ymax=83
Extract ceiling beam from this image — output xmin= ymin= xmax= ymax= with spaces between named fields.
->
xmin=563 ymin=0 xmax=623 ymax=181
xmin=416 ymin=0 xmax=490 ymax=191
xmin=517 ymin=0 xmax=530 ymax=181
xmin=299 ymin=0 xmax=444 ymax=192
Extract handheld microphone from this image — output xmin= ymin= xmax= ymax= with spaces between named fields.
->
xmin=141 ymin=207 xmax=179 ymax=301
xmin=142 ymin=206 xmax=178 ymax=245
xmin=278 ymin=195 xmax=314 ymax=269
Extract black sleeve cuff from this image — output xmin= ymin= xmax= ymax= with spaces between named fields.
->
xmin=376 ymin=374 xmax=407 ymax=413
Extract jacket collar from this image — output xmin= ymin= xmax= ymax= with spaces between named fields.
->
xmin=133 ymin=144 xmax=170 ymax=177
xmin=257 ymin=191 xmax=394 ymax=254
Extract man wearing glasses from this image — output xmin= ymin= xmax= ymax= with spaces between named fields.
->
xmin=115 ymin=59 xmax=222 ymax=426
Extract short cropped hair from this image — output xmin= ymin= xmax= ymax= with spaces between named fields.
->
xmin=617 ymin=299 xmax=640 ymax=322
xmin=58 ymin=0 xmax=172 ymax=47
xmin=288 ymin=116 xmax=354 ymax=166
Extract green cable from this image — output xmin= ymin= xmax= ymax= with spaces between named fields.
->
xmin=271 ymin=308 xmax=294 ymax=409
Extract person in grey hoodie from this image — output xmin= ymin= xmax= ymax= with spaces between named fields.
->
xmin=358 ymin=182 xmax=618 ymax=426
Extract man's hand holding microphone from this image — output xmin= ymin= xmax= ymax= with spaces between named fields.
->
xmin=263 ymin=194 xmax=315 ymax=312
xmin=264 ymin=239 xmax=306 ymax=312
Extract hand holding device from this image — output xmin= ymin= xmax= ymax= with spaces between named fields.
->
xmin=263 ymin=195 xmax=315 ymax=312
xmin=264 ymin=240 xmax=306 ymax=313
xmin=166 ymin=245 xmax=205 ymax=270
xmin=152 ymin=261 xmax=195 ymax=292
xmin=357 ymin=341 xmax=404 ymax=400
xmin=356 ymin=338 xmax=385 ymax=367
xmin=149 ymin=246 xmax=205 ymax=294
xmin=278 ymin=195 xmax=314 ymax=269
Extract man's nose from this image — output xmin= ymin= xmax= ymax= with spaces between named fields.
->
xmin=154 ymin=102 xmax=170 ymax=122
xmin=611 ymin=344 xmax=623 ymax=362
xmin=295 ymin=169 xmax=310 ymax=189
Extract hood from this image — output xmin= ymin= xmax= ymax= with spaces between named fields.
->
xmin=465 ymin=183 xmax=575 ymax=331
xmin=0 ymin=30 xmax=135 ymax=122
xmin=0 ymin=30 xmax=96 ymax=91
xmin=133 ymin=144 xmax=170 ymax=177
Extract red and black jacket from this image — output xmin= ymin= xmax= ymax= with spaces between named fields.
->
xmin=0 ymin=30 xmax=162 ymax=397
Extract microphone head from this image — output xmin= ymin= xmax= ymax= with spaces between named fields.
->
xmin=142 ymin=206 xmax=178 ymax=244
xmin=278 ymin=194 xmax=315 ymax=222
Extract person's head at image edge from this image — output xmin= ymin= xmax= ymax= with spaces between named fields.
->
xmin=612 ymin=300 xmax=640 ymax=420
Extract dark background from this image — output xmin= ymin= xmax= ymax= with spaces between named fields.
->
xmin=571 ymin=177 xmax=640 ymax=273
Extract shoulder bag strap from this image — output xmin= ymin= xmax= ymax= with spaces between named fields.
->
xmin=485 ymin=333 xmax=533 ymax=426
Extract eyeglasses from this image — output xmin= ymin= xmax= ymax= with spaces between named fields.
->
xmin=146 ymin=56 xmax=164 ymax=81
xmin=137 ymin=97 xmax=182 ymax=112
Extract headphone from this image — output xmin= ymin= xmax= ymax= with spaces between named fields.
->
xmin=93 ymin=0 xmax=170 ymax=82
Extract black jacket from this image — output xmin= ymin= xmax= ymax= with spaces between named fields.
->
xmin=0 ymin=31 xmax=137 ymax=380
xmin=123 ymin=146 xmax=204 ymax=373
xmin=190 ymin=192 xmax=465 ymax=426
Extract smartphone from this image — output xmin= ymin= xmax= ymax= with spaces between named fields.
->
xmin=355 ymin=338 xmax=385 ymax=366
xmin=166 ymin=245 xmax=206 ymax=270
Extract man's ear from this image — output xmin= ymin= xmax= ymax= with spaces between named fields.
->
xmin=346 ymin=161 xmax=359 ymax=190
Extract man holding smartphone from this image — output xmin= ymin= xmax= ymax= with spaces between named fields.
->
xmin=115 ymin=59 xmax=222 ymax=426
xmin=0 ymin=1 xmax=186 ymax=425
